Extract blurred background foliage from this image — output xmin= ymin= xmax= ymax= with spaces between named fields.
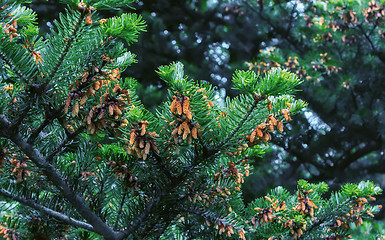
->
xmin=28 ymin=0 xmax=385 ymax=236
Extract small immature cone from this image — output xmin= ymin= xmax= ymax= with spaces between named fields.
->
xmin=178 ymin=123 xmax=183 ymax=135
xmin=130 ymin=130 xmax=136 ymax=145
xmin=114 ymin=105 xmax=122 ymax=115
xmin=282 ymin=108 xmax=291 ymax=121
xmin=113 ymin=84 xmax=120 ymax=93
xmin=144 ymin=142 xmax=151 ymax=154
xmin=182 ymin=121 xmax=190 ymax=134
xmin=139 ymin=139 xmax=145 ymax=149
xmin=86 ymin=114 xmax=92 ymax=125
xmin=269 ymin=123 xmax=274 ymax=132
xmin=249 ymin=129 xmax=257 ymax=142
xmin=98 ymin=109 xmax=106 ymax=120
xmin=170 ymin=96 xmax=177 ymax=113
xmin=172 ymin=128 xmax=178 ymax=136
xmin=183 ymin=97 xmax=193 ymax=119
xmin=176 ymin=100 xmax=183 ymax=115
xmin=109 ymin=105 xmax=114 ymax=116
xmin=182 ymin=130 xmax=189 ymax=140
xmin=85 ymin=14 xmax=92 ymax=25
xmin=278 ymin=121 xmax=284 ymax=132
xmin=72 ymin=102 xmax=79 ymax=117
xmin=191 ymin=127 xmax=198 ymax=139
xmin=80 ymin=94 xmax=88 ymax=105
xmin=64 ymin=95 xmax=71 ymax=113
xmin=93 ymin=81 xmax=101 ymax=90
xmin=269 ymin=115 xmax=277 ymax=126
xmin=186 ymin=110 xmax=192 ymax=120
xmin=152 ymin=144 xmax=160 ymax=154
xmin=140 ymin=124 xmax=146 ymax=136
xmin=256 ymin=128 xmax=263 ymax=137
xmin=182 ymin=97 xmax=190 ymax=113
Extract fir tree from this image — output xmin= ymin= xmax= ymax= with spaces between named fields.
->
xmin=0 ymin=0 xmax=382 ymax=239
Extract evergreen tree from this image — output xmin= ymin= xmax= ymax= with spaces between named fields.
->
xmin=0 ymin=0 xmax=382 ymax=239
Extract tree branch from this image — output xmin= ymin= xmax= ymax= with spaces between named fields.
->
xmin=0 ymin=188 xmax=95 ymax=232
xmin=0 ymin=114 xmax=120 ymax=240
xmin=0 ymin=51 xmax=29 ymax=83
xmin=300 ymin=197 xmax=351 ymax=239
xmin=46 ymin=12 xmax=86 ymax=82
xmin=357 ymin=23 xmax=385 ymax=65
xmin=45 ymin=125 xmax=85 ymax=163
xmin=121 ymin=196 xmax=160 ymax=238
xmin=217 ymin=95 xmax=264 ymax=148
xmin=114 ymin=187 xmax=128 ymax=230
xmin=338 ymin=140 xmax=381 ymax=170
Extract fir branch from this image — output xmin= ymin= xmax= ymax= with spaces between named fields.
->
xmin=121 ymin=196 xmax=160 ymax=238
xmin=11 ymin=105 xmax=31 ymax=130
xmin=242 ymin=0 xmax=307 ymax=54
xmin=0 ymin=51 xmax=29 ymax=83
xmin=46 ymin=12 xmax=87 ymax=82
xmin=114 ymin=187 xmax=128 ymax=230
xmin=357 ymin=23 xmax=385 ymax=64
xmin=216 ymin=96 xmax=264 ymax=149
xmin=299 ymin=197 xmax=352 ymax=239
xmin=0 ymin=188 xmax=95 ymax=232
xmin=27 ymin=117 xmax=51 ymax=144
xmin=45 ymin=125 xmax=85 ymax=163
xmin=0 ymin=114 xmax=120 ymax=239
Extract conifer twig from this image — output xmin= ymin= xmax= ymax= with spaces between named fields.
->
xmin=46 ymin=12 xmax=87 ymax=82
xmin=299 ymin=197 xmax=352 ymax=239
xmin=0 ymin=51 xmax=29 ymax=83
xmin=216 ymin=96 xmax=262 ymax=149
xmin=114 ymin=187 xmax=128 ymax=230
xmin=45 ymin=125 xmax=85 ymax=163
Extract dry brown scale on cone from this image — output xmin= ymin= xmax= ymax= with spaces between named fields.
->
xmin=169 ymin=92 xmax=201 ymax=144
xmin=295 ymin=189 xmax=318 ymax=219
xmin=63 ymin=60 xmax=131 ymax=134
xmin=126 ymin=121 xmax=160 ymax=160
xmin=252 ymin=196 xmax=286 ymax=227
xmin=283 ymin=218 xmax=307 ymax=240
xmin=214 ymin=221 xmax=236 ymax=238
xmin=246 ymin=100 xmax=291 ymax=147
xmin=106 ymin=159 xmax=139 ymax=189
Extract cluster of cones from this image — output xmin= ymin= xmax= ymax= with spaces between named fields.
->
xmin=106 ymin=159 xmax=139 ymax=189
xmin=252 ymin=196 xmax=286 ymax=226
xmin=246 ymin=100 xmax=291 ymax=147
xmin=295 ymin=189 xmax=318 ymax=219
xmin=169 ymin=94 xmax=200 ymax=144
xmin=2 ymin=18 xmax=18 ymax=41
xmin=83 ymin=87 xmax=129 ymax=134
xmin=64 ymin=62 xmax=130 ymax=134
xmin=126 ymin=121 xmax=160 ymax=160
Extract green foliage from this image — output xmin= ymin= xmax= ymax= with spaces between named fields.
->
xmin=100 ymin=13 xmax=146 ymax=45
xmin=0 ymin=0 xmax=383 ymax=239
